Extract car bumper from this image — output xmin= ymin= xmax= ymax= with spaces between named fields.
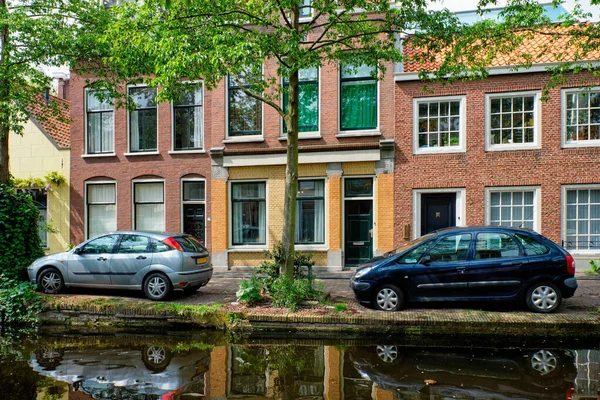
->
xmin=350 ymin=279 xmax=374 ymax=304
xmin=561 ymin=277 xmax=578 ymax=298
xmin=171 ymin=267 xmax=213 ymax=290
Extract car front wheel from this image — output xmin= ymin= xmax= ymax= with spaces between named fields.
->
xmin=526 ymin=282 xmax=562 ymax=313
xmin=38 ymin=268 xmax=64 ymax=294
xmin=373 ymin=284 xmax=405 ymax=311
xmin=143 ymin=273 xmax=172 ymax=301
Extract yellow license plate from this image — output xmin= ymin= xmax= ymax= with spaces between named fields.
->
xmin=195 ymin=257 xmax=208 ymax=265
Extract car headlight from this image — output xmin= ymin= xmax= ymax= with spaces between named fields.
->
xmin=354 ymin=266 xmax=375 ymax=279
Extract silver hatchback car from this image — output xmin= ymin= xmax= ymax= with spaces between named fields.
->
xmin=27 ymin=231 xmax=212 ymax=300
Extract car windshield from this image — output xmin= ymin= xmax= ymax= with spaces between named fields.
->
xmin=383 ymin=233 xmax=436 ymax=258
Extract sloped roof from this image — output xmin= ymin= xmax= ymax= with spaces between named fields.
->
xmin=28 ymin=94 xmax=71 ymax=149
xmin=402 ymin=24 xmax=600 ymax=73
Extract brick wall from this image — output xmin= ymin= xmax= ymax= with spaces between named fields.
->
xmin=394 ymin=71 xmax=600 ymax=247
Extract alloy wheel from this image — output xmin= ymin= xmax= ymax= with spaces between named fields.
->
xmin=146 ymin=346 xmax=166 ymax=365
xmin=531 ymin=286 xmax=557 ymax=311
xmin=376 ymin=345 xmax=398 ymax=363
xmin=42 ymin=272 xmax=61 ymax=292
xmin=376 ymin=288 xmax=398 ymax=311
xmin=147 ymin=276 xmax=167 ymax=298
xmin=530 ymin=350 xmax=558 ymax=375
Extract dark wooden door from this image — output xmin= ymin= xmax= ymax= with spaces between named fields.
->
xmin=183 ymin=204 xmax=205 ymax=243
xmin=344 ymin=199 xmax=373 ymax=267
xmin=421 ymin=193 xmax=456 ymax=235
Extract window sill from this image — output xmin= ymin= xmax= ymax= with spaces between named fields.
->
xmin=279 ymin=132 xmax=322 ymax=141
xmin=168 ymin=150 xmax=206 ymax=155
xmin=295 ymin=245 xmax=328 ymax=252
xmin=124 ymin=151 xmax=160 ymax=156
xmin=414 ymin=147 xmax=465 ymax=155
xmin=82 ymin=153 xmax=117 ymax=158
xmin=486 ymin=144 xmax=540 ymax=152
xmin=227 ymin=246 xmax=268 ymax=252
xmin=336 ymin=130 xmax=381 ymax=138
xmin=562 ymin=141 xmax=600 ymax=149
xmin=223 ymin=136 xmax=264 ymax=144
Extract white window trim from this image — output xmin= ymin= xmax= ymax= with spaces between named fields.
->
xmin=412 ymin=188 xmax=466 ymax=238
xmin=84 ymin=180 xmax=117 ymax=240
xmin=485 ymin=90 xmax=542 ymax=152
xmin=228 ymin=179 xmax=269 ymax=250
xmin=484 ymin=186 xmax=541 ymax=233
xmin=84 ymin=87 xmax=115 ymax=156
xmin=413 ymin=95 xmax=466 ymax=155
xmin=337 ymin=65 xmax=381 ymax=136
xmin=342 ymin=176 xmax=377 ymax=262
xmin=295 ymin=177 xmax=328 ymax=248
xmin=127 ymin=84 xmax=159 ymax=154
xmin=561 ymin=183 xmax=600 ymax=255
xmin=280 ymin=67 xmax=321 ymax=139
xmin=180 ymin=177 xmax=206 ymax=240
xmin=561 ymin=86 xmax=600 ymax=148
xmin=131 ymin=178 xmax=165 ymax=231
xmin=171 ymin=80 xmax=205 ymax=152
xmin=225 ymin=68 xmax=265 ymax=140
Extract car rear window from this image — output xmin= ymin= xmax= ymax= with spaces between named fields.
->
xmin=515 ymin=233 xmax=550 ymax=256
xmin=174 ymin=236 xmax=206 ymax=253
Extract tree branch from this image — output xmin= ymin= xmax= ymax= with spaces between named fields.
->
xmin=230 ymin=75 xmax=285 ymax=118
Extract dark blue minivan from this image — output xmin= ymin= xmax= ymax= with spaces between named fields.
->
xmin=350 ymin=226 xmax=577 ymax=313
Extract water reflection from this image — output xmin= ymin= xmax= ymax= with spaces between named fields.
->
xmin=1 ymin=335 xmax=598 ymax=400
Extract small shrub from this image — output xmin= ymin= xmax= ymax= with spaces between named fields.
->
xmin=586 ymin=260 xmax=600 ymax=275
xmin=334 ymin=303 xmax=348 ymax=312
xmin=0 ymin=274 xmax=43 ymax=327
xmin=236 ymin=276 xmax=264 ymax=306
xmin=270 ymin=277 xmax=323 ymax=311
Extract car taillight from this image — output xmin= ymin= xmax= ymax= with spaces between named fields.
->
xmin=162 ymin=237 xmax=184 ymax=252
xmin=565 ymin=387 xmax=574 ymax=400
xmin=566 ymin=254 xmax=576 ymax=275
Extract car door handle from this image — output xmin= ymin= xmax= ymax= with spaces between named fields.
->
xmin=502 ymin=261 xmax=522 ymax=266
xmin=457 ymin=267 xmax=466 ymax=274
xmin=97 ymin=257 xmax=107 ymax=261
xmin=136 ymin=255 xmax=147 ymax=260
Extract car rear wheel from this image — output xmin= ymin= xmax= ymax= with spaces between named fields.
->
xmin=373 ymin=284 xmax=405 ymax=312
xmin=38 ymin=268 xmax=64 ymax=294
xmin=526 ymin=282 xmax=562 ymax=313
xmin=143 ymin=273 xmax=172 ymax=301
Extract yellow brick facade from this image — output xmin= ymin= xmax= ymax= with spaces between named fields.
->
xmin=9 ymin=120 xmax=70 ymax=254
xmin=212 ymin=159 xmax=394 ymax=269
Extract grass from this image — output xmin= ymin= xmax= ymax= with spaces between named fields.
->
xmin=333 ymin=303 xmax=348 ymax=313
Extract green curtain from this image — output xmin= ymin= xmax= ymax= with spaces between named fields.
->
xmin=283 ymin=82 xmax=319 ymax=132
xmin=341 ymin=81 xmax=377 ymax=130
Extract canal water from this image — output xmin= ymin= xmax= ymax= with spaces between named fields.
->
xmin=1 ymin=330 xmax=599 ymax=400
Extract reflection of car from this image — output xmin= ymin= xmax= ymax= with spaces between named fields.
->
xmin=27 ymin=231 xmax=212 ymax=300
xmin=29 ymin=345 xmax=210 ymax=399
xmin=349 ymin=345 xmax=577 ymax=400
xmin=350 ymin=226 xmax=577 ymax=312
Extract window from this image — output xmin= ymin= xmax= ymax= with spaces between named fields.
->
xmin=129 ymin=87 xmax=157 ymax=152
xmin=299 ymin=0 xmax=312 ymax=18
xmin=487 ymin=188 xmax=539 ymax=231
xmin=86 ymin=183 xmax=116 ymax=238
xmin=80 ymin=234 xmax=119 ymax=254
xmin=563 ymin=88 xmax=600 ymax=146
xmin=134 ymin=182 xmax=165 ymax=231
xmin=283 ymin=67 xmax=319 ymax=134
xmin=231 ymin=182 xmax=266 ymax=245
xmin=397 ymin=240 xmax=433 ymax=264
xmin=414 ymin=96 xmax=465 ymax=154
xmin=30 ymin=189 xmax=48 ymax=248
xmin=228 ymin=70 xmax=262 ymax=136
xmin=340 ymin=64 xmax=377 ymax=131
xmin=564 ymin=187 xmax=600 ymax=251
xmin=296 ymin=180 xmax=325 ymax=244
xmin=182 ymin=180 xmax=206 ymax=243
xmin=474 ymin=232 xmax=520 ymax=260
xmin=117 ymin=234 xmax=151 ymax=253
xmin=486 ymin=92 xmax=540 ymax=150
xmin=86 ymin=90 xmax=114 ymax=154
xmin=515 ymin=233 xmax=549 ymax=256
xmin=173 ymin=84 xmax=203 ymax=150
xmin=428 ymin=234 xmax=471 ymax=262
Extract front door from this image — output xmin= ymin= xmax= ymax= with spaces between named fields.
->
xmin=183 ymin=204 xmax=206 ymax=243
xmin=344 ymin=178 xmax=374 ymax=268
xmin=421 ymin=193 xmax=456 ymax=235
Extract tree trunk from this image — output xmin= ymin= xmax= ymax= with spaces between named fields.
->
xmin=280 ymin=5 xmax=300 ymax=279
xmin=0 ymin=0 xmax=9 ymax=184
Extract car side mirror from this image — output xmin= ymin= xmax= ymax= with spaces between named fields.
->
xmin=420 ymin=255 xmax=431 ymax=265
xmin=73 ymin=247 xmax=82 ymax=255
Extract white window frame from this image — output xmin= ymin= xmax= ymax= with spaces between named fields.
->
xmin=131 ymin=179 xmax=165 ymax=231
xmin=295 ymin=177 xmax=328 ymax=249
xmin=280 ymin=67 xmax=322 ymax=140
xmin=484 ymin=186 xmax=541 ymax=233
xmin=412 ymin=188 xmax=466 ymax=238
xmin=413 ymin=95 xmax=466 ymax=155
xmin=224 ymin=68 xmax=265 ymax=142
xmin=561 ymin=184 xmax=600 ymax=254
xmin=84 ymin=180 xmax=117 ymax=240
xmin=180 ymin=177 xmax=206 ymax=241
xmin=561 ymin=86 xmax=600 ymax=148
xmin=485 ymin=90 xmax=541 ymax=151
xmin=84 ymin=88 xmax=116 ymax=157
xmin=337 ymin=64 xmax=381 ymax=137
xmin=170 ymin=81 xmax=205 ymax=154
xmin=125 ymin=85 xmax=159 ymax=156
xmin=228 ymin=179 xmax=268 ymax=250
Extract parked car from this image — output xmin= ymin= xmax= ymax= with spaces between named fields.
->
xmin=27 ymin=231 xmax=212 ymax=300
xmin=350 ymin=226 xmax=577 ymax=313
